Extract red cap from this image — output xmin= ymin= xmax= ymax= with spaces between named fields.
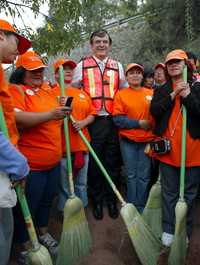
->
xmin=155 ymin=63 xmax=165 ymax=70
xmin=125 ymin=63 xmax=144 ymax=75
xmin=0 ymin=19 xmax=31 ymax=55
xmin=16 ymin=51 xmax=46 ymax=70
xmin=54 ymin=58 xmax=77 ymax=72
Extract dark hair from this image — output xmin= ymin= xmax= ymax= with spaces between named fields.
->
xmin=9 ymin=67 xmax=26 ymax=84
xmin=2 ymin=30 xmax=15 ymax=37
xmin=186 ymin=51 xmax=197 ymax=64
xmin=90 ymin=29 xmax=112 ymax=45
xmin=143 ymin=68 xmax=154 ymax=79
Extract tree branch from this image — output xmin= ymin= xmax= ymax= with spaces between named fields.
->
xmin=5 ymin=0 xmax=48 ymax=18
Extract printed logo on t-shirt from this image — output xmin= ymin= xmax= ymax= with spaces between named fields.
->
xmin=25 ymin=89 xmax=34 ymax=96
xmin=146 ymin=95 xmax=152 ymax=101
xmin=79 ymin=93 xmax=86 ymax=99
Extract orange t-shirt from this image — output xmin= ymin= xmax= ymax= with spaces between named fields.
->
xmin=54 ymin=85 xmax=96 ymax=154
xmin=0 ymin=65 xmax=19 ymax=145
xmin=155 ymin=84 xmax=200 ymax=167
xmin=113 ymin=86 xmax=155 ymax=142
xmin=9 ymin=83 xmax=62 ymax=170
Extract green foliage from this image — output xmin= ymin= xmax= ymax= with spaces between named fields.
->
xmin=0 ymin=0 xmax=45 ymax=15
xmin=31 ymin=0 xmax=82 ymax=55
xmin=1 ymin=0 xmax=200 ymax=66
xmin=31 ymin=0 xmax=121 ymax=55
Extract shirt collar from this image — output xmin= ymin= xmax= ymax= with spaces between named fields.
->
xmin=93 ymin=56 xmax=108 ymax=64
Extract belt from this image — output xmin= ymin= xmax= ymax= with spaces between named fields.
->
xmin=95 ymin=115 xmax=112 ymax=120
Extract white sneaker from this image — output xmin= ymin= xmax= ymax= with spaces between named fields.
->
xmin=162 ymin=232 xmax=174 ymax=247
xmin=39 ymin=233 xmax=58 ymax=256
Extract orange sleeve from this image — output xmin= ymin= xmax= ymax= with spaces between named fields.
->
xmin=86 ymin=93 xmax=96 ymax=116
xmin=9 ymin=84 xmax=26 ymax=111
xmin=112 ymin=91 xmax=126 ymax=116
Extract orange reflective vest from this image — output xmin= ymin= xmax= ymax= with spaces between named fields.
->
xmin=83 ymin=57 xmax=119 ymax=114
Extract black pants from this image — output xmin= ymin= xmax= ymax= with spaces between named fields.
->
xmin=88 ymin=116 xmax=121 ymax=204
xmin=160 ymin=162 xmax=200 ymax=237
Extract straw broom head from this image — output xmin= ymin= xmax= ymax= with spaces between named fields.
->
xmin=168 ymin=200 xmax=188 ymax=265
xmin=27 ymin=245 xmax=53 ymax=265
xmin=120 ymin=203 xmax=161 ymax=265
xmin=143 ymin=179 xmax=162 ymax=240
xmin=56 ymin=196 xmax=92 ymax=265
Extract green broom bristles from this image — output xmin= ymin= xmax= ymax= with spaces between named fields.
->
xmin=168 ymin=200 xmax=188 ymax=265
xmin=56 ymin=196 xmax=92 ymax=265
xmin=121 ymin=203 xmax=161 ymax=265
xmin=15 ymin=185 xmax=53 ymax=265
xmin=143 ymin=177 xmax=162 ymax=240
xmin=27 ymin=245 xmax=53 ymax=265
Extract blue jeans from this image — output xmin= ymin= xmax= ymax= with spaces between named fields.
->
xmin=13 ymin=163 xmax=60 ymax=243
xmin=0 ymin=208 xmax=13 ymax=265
xmin=160 ymin=162 xmax=200 ymax=237
xmin=120 ymin=138 xmax=151 ymax=213
xmin=58 ymin=153 xmax=89 ymax=210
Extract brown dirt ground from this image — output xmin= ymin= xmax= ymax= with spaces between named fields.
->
xmin=10 ymin=199 xmax=200 ymax=265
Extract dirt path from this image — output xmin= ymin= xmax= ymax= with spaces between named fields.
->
xmin=10 ymin=200 xmax=200 ymax=265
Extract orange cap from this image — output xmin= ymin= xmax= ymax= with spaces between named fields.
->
xmin=0 ymin=19 xmax=31 ymax=55
xmin=125 ymin=63 xmax=144 ymax=75
xmin=165 ymin=49 xmax=188 ymax=64
xmin=155 ymin=63 xmax=165 ymax=70
xmin=16 ymin=51 xmax=46 ymax=70
xmin=54 ymin=58 xmax=77 ymax=72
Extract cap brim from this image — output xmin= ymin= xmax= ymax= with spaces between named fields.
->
xmin=25 ymin=64 xmax=47 ymax=71
xmin=16 ymin=34 xmax=32 ymax=55
xmin=126 ymin=64 xmax=144 ymax=75
xmin=165 ymin=57 xmax=184 ymax=64
xmin=63 ymin=60 xmax=77 ymax=69
xmin=155 ymin=63 xmax=165 ymax=69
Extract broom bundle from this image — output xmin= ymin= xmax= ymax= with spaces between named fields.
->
xmin=143 ymin=176 xmax=162 ymax=240
xmin=56 ymin=66 xmax=91 ymax=265
xmin=70 ymin=115 xmax=161 ymax=265
xmin=0 ymin=105 xmax=53 ymax=265
xmin=16 ymin=185 xmax=53 ymax=265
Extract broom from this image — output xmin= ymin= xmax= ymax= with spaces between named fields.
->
xmin=56 ymin=66 xmax=92 ymax=265
xmin=70 ymin=114 xmax=162 ymax=265
xmin=143 ymin=175 xmax=162 ymax=240
xmin=16 ymin=186 xmax=53 ymax=265
xmin=168 ymin=66 xmax=188 ymax=265
xmin=0 ymin=104 xmax=53 ymax=265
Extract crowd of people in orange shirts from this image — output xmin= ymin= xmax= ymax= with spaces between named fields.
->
xmin=0 ymin=18 xmax=200 ymax=265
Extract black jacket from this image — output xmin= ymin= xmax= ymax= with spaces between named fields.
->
xmin=150 ymin=80 xmax=200 ymax=139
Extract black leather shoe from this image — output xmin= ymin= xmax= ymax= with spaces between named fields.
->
xmin=93 ymin=203 xmax=103 ymax=220
xmin=107 ymin=203 xmax=119 ymax=219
